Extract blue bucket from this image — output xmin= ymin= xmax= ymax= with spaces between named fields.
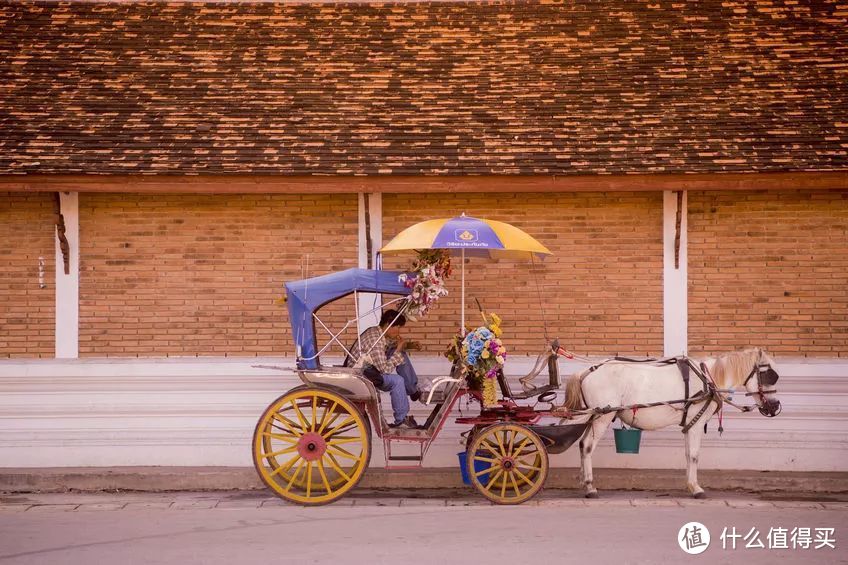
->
xmin=458 ymin=451 xmax=491 ymax=486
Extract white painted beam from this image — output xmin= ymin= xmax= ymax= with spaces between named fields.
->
xmin=357 ymin=193 xmax=383 ymax=330
xmin=663 ymin=190 xmax=688 ymax=357
xmin=55 ymin=192 xmax=79 ymax=359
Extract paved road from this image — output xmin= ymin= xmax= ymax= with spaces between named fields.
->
xmin=1 ymin=491 xmax=846 ymax=564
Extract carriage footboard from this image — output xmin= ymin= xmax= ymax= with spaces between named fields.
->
xmin=529 ymin=424 xmax=589 ymax=454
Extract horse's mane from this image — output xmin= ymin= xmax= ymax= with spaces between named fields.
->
xmin=710 ymin=348 xmax=763 ymax=389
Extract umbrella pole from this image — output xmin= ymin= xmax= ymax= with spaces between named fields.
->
xmin=461 ymin=247 xmax=465 ymax=335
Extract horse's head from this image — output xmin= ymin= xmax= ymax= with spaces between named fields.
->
xmin=742 ymin=348 xmax=781 ymax=417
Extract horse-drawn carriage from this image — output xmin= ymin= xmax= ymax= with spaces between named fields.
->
xmin=252 ymin=217 xmax=782 ymax=505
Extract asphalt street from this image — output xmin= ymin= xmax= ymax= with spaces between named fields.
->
xmin=1 ymin=490 xmax=846 ymax=565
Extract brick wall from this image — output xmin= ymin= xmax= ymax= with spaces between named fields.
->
xmin=9 ymin=187 xmax=841 ymax=360
xmin=0 ymin=192 xmax=55 ymax=358
xmin=689 ymin=190 xmax=848 ymax=357
xmin=381 ymin=192 xmax=664 ymax=358
xmin=78 ymin=194 xmax=358 ymax=357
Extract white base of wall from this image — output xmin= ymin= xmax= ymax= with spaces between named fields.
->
xmin=1 ymin=357 xmax=845 ymax=471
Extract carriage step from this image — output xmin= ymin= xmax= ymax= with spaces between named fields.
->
xmin=387 ymin=455 xmax=423 ymax=461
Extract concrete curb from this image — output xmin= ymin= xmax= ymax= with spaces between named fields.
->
xmin=4 ymin=498 xmax=848 ymax=512
xmin=2 ymin=467 xmax=846 ymax=494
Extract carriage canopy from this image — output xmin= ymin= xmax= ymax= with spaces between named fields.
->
xmin=285 ymin=268 xmax=411 ymax=369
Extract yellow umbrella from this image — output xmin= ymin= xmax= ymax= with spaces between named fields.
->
xmin=380 ymin=214 xmax=552 ymax=329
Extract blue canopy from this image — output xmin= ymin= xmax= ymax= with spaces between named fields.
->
xmin=285 ymin=268 xmax=411 ymax=369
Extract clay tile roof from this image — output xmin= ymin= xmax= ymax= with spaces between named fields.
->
xmin=1 ymin=0 xmax=846 ymax=175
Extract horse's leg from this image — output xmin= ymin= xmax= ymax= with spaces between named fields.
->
xmin=684 ymin=406 xmax=714 ymax=499
xmin=579 ymin=412 xmax=616 ymax=498
xmin=577 ymin=426 xmax=591 ymax=486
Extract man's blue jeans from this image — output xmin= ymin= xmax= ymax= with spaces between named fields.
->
xmin=379 ymin=350 xmax=419 ymax=425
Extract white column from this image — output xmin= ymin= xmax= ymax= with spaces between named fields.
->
xmin=55 ymin=191 xmax=79 ymax=359
xmin=357 ymin=193 xmax=382 ymax=329
xmin=663 ymin=190 xmax=687 ymax=357
xmin=368 ymin=192 xmax=382 ymax=267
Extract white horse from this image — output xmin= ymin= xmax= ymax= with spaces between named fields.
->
xmin=562 ymin=347 xmax=782 ymax=498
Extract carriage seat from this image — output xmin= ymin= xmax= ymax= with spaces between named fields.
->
xmin=496 ymin=345 xmax=561 ymax=400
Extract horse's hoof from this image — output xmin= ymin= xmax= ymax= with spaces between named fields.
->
xmin=693 ymin=492 xmax=707 ymax=499
xmin=585 ymin=491 xmax=599 ymax=499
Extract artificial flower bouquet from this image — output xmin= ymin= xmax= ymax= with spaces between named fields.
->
xmin=445 ymin=313 xmax=506 ymax=407
xmin=398 ymin=249 xmax=452 ymax=320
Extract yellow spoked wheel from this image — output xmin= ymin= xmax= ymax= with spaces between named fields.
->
xmin=252 ymin=387 xmax=371 ymax=506
xmin=488 ymin=451 xmax=544 ymax=491
xmin=467 ymin=423 xmax=549 ymax=505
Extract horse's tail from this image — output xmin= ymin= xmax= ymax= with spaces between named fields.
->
xmin=563 ymin=369 xmax=589 ymax=411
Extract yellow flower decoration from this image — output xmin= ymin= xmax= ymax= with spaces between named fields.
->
xmin=482 ymin=378 xmax=498 ymax=407
xmin=482 ymin=350 xmax=490 ymax=359
xmin=489 ymin=313 xmax=503 ymax=338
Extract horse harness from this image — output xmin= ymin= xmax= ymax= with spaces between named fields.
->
xmin=610 ymin=356 xmax=721 ymax=433
xmin=578 ymin=353 xmax=777 ymax=434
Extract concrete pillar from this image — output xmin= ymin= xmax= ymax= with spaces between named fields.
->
xmin=663 ymin=190 xmax=687 ymax=356
xmin=357 ymin=193 xmax=383 ymax=330
xmin=55 ymin=191 xmax=79 ymax=358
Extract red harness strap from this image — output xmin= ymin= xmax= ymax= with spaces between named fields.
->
xmin=556 ymin=347 xmax=574 ymax=359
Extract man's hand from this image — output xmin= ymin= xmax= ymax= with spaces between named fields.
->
xmin=395 ymin=337 xmax=407 ymax=352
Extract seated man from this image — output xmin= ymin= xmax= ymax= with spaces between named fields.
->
xmin=350 ymin=309 xmax=421 ymax=429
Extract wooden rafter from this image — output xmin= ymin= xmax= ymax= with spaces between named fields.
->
xmin=53 ymin=192 xmax=70 ymax=275
xmin=2 ymin=172 xmax=847 ymax=195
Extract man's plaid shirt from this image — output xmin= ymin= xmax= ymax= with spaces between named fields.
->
xmin=350 ymin=326 xmax=404 ymax=374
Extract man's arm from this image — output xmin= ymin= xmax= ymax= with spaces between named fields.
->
xmin=361 ymin=328 xmax=403 ymax=373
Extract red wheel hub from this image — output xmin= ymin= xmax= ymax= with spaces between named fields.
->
xmin=297 ymin=432 xmax=327 ymax=461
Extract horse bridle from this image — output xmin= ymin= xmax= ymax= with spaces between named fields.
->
xmin=743 ymin=363 xmax=780 ymax=388
xmin=742 ymin=358 xmax=781 ymax=417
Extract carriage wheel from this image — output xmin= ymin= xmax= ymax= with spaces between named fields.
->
xmin=467 ymin=423 xmax=548 ymax=505
xmin=252 ymin=387 xmax=371 ymax=505
xmin=466 ymin=425 xmax=533 ymax=493
xmin=488 ymin=451 xmax=544 ymax=491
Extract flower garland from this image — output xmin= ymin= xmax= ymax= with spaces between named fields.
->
xmin=397 ymin=249 xmax=452 ymax=320
xmin=445 ymin=313 xmax=506 ymax=406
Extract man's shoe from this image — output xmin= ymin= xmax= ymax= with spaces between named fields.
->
xmin=388 ymin=416 xmax=420 ymax=430
xmin=410 ymin=389 xmax=422 ymax=402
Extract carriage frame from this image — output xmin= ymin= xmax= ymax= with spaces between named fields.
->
xmin=252 ymin=267 xmax=590 ymax=506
